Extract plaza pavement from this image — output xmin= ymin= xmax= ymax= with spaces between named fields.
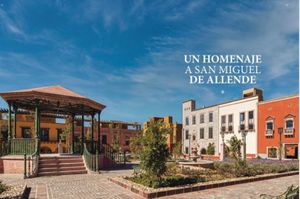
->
xmin=0 ymin=170 xmax=298 ymax=199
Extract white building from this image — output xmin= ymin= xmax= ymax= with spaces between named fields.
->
xmin=218 ymin=95 xmax=259 ymax=159
xmin=182 ymin=100 xmax=219 ymax=157
xmin=182 ymin=88 xmax=263 ymax=159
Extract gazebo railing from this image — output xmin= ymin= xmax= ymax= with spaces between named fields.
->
xmin=83 ymin=143 xmax=99 ymax=172
xmin=102 ymin=144 xmax=126 ymax=164
xmin=24 ymin=144 xmax=39 ymax=178
xmin=11 ymin=138 xmax=35 ymax=155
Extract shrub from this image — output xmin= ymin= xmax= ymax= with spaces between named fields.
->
xmin=207 ymin=143 xmax=215 ymax=155
xmin=0 ymin=181 xmax=7 ymax=194
xmin=200 ymin=148 xmax=207 ymax=155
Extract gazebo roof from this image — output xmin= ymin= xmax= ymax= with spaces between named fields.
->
xmin=0 ymin=85 xmax=106 ymax=115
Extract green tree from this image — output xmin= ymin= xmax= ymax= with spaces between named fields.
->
xmin=130 ymin=134 xmax=143 ymax=159
xmin=140 ymin=121 xmax=170 ymax=184
xmin=227 ymin=135 xmax=242 ymax=160
xmin=172 ymin=142 xmax=182 ymax=160
xmin=207 ymin=143 xmax=215 ymax=155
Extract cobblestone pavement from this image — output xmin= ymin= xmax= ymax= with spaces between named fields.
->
xmin=0 ymin=172 xmax=298 ymax=199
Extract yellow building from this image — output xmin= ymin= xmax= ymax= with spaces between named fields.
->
xmin=0 ymin=110 xmax=68 ymax=153
xmin=143 ymin=116 xmax=182 ymax=152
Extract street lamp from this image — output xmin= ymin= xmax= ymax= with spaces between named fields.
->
xmin=278 ymin=127 xmax=283 ymax=161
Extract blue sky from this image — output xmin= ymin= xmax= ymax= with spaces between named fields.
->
xmin=0 ymin=0 xmax=298 ymax=124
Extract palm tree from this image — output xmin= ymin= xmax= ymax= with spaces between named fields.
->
xmin=227 ymin=135 xmax=243 ymax=160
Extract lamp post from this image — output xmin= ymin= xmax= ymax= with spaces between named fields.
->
xmin=278 ymin=127 xmax=283 ymax=160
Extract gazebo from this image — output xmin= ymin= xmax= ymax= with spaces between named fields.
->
xmin=0 ymin=85 xmax=106 ymax=155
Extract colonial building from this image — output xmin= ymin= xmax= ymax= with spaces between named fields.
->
xmin=258 ymin=95 xmax=298 ymax=159
xmin=182 ymin=100 xmax=219 ymax=157
xmin=0 ymin=111 xmax=141 ymax=154
xmin=143 ymin=116 xmax=182 ymax=152
xmin=74 ymin=120 xmax=141 ymax=153
xmin=218 ymin=88 xmax=263 ymax=159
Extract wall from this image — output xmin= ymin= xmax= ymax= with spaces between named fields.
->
xmin=182 ymin=100 xmax=219 ymax=156
xmin=218 ymin=96 xmax=259 ymax=156
xmin=258 ymin=95 xmax=299 ymax=159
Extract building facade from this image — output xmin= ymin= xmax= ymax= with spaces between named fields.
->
xmin=182 ymin=100 xmax=219 ymax=156
xmin=218 ymin=95 xmax=260 ymax=159
xmin=74 ymin=120 xmax=141 ymax=152
xmin=143 ymin=116 xmax=182 ymax=152
xmin=258 ymin=95 xmax=299 ymax=159
xmin=0 ymin=110 xmax=141 ymax=153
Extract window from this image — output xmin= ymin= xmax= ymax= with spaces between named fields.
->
xmin=209 ymin=112 xmax=213 ymax=122
xmin=40 ymin=128 xmax=49 ymax=141
xmin=185 ymin=147 xmax=189 ymax=154
xmin=285 ymin=118 xmax=294 ymax=134
xmin=1 ymin=113 xmax=7 ymax=120
xmin=240 ymin=112 xmax=245 ymax=124
xmin=268 ymin=147 xmax=278 ymax=158
xmin=185 ymin=130 xmax=189 ymax=139
xmin=200 ymin=114 xmax=204 ymax=124
xmin=221 ymin=115 xmax=226 ymax=126
xmin=57 ymin=129 xmax=62 ymax=141
xmin=286 ymin=119 xmax=294 ymax=129
xmin=102 ymin=135 xmax=107 ymax=144
xmin=228 ymin=114 xmax=233 ymax=131
xmin=22 ymin=127 xmax=31 ymax=138
xmin=267 ymin=121 xmax=273 ymax=130
xmin=185 ymin=117 xmax=189 ymax=126
xmin=200 ymin=128 xmax=204 ymax=139
xmin=192 ymin=115 xmax=196 ymax=125
xmin=208 ymin=127 xmax=213 ymax=139
xmin=125 ymin=136 xmax=130 ymax=146
xmin=239 ymin=112 xmax=245 ymax=131
xmin=248 ymin=111 xmax=254 ymax=130
xmin=266 ymin=120 xmax=274 ymax=136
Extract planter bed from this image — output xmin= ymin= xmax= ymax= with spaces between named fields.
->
xmin=108 ymin=171 xmax=299 ymax=199
xmin=0 ymin=184 xmax=27 ymax=199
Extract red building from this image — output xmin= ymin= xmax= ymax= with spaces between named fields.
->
xmin=74 ymin=120 xmax=141 ymax=152
xmin=258 ymin=95 xmax=298 ymax=159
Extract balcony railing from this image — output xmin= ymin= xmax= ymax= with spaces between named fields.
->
xmin=248 ymin=123 xmax=255 ymax=131
xmin=284 ymin=128 xmax=294 ymax=135
xmin=266 ymin=129 xmax=274 ymax=136
xmin=239 ymin=124 xmax=245 ymax=131
xmin=221 ymin=126 xmax=226 ymax=132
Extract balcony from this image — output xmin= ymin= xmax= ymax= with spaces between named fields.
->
xmin=265 ymin=129 xmax=274 ymax=136
xmin=221 ymin=126 xmax=226 ymax=132
xmin=248 ymin=123 xmax=255 ymax=131
xmin=284 ymin=128 xmax=294 ymax=135
xmin=239 ymin=124 xmax=245 ymax=131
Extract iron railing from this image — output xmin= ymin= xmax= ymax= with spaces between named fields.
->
xmin=83 ymin=143 xmax=99 ymax=172
xmin=11 ymin=138 xmax=35 ymax=155
xmin=24 ymin=139 xmax=39 ymax=178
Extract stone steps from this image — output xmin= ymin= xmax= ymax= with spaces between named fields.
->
xmin=38 ymin=155 xmax=87 ymax=176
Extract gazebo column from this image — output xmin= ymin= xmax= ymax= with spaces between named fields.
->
xmin=7 ymin=102 xmax=12 ymax=141
xmin=71 ymin=115 xmax=75 ymax=154
xmin=91 ymin=114 xmax=95 ymax=153
xmin=81 ymin=114 xmax=84 ymax=154
xmin=97 ymin=111 xmax=101 ymax=153
xmin=13 ymin=104 xmax=17 ymax=139
xmin=34 ymin=106 xmax=40 ymax=154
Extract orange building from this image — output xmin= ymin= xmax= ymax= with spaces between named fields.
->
xmin=144 ymin=116 xmax=182 ymax=152
xmin=0 ymin=110 xmax=141 ymax=154
xmin=258 ymin=95 xmax=299 ymax=159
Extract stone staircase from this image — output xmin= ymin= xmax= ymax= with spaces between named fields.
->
xmin=38 ymin=155 xmax=87 ymax=176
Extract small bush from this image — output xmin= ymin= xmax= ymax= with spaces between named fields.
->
xmin=0 ymin=181 xmax=7 ymax=194
xmin=128 ymin=174 xmax=206 ymax=188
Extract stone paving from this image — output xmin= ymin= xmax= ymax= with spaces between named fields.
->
xmin=0 ymin=171 xmax=298 ymax=199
